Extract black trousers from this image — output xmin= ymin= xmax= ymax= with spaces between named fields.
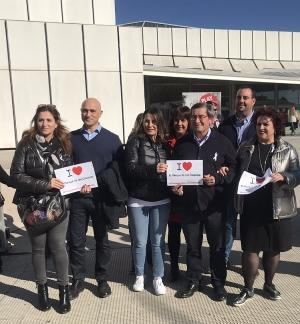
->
xmin=182 ymin=210 xmax=226 ymax=287
xmin=68 ymin=197 xmax=110 ymax=282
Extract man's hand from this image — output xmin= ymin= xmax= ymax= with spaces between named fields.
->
xmin=157 ymin=162 xmax=168 ymax=174
xmin=80 ymin=184 xmax=92 ymax=194
xmin=203 ymin=174 xmax=216 ymax=186
xmin=172 ymin=185 xmax=183 ymax=196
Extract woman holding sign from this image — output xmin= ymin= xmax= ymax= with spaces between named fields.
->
xmin=10 ymin=105 xmax=72 ymax=313
xmin=233 ymin=108 xmax=300 ymax=306
xmin=167 ymin=106 xmax=190 ymax=281
xmin=125 ymin=107 xmax=170 ymax=295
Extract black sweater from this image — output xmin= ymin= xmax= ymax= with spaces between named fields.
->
xmin=172 ymin=130 xmax=236 ymax=215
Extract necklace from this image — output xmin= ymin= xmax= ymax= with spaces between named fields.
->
xmin=257 ymin=142 xmax=273 ymax=174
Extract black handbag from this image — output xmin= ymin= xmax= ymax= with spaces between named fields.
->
xmin=19 ymin=192 xmax=66 ymax=235
xmin=0 ymin=192 xmax=4 ymax=207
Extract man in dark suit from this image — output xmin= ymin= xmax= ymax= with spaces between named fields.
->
xmin=218 ymin=86 xmax=257 ymax=265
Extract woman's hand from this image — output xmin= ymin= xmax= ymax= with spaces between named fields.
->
xmin=203 ymin=174 xmax=216 ymax=186
xmin=217 ymin=166 xmax=229 ymax=176
xmin=49 ymin=178 xmax=64 ymax=190
xmin=172 ymin=185 xmax=183 ymax=196
xmin=271 ymin=173 xmax=285 ymax=183
xmin=157 ymin=162 xmax=168 ymax=174
xmin=80 ymin=184 xmax=92 ymax=194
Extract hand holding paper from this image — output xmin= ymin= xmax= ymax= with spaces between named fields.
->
xmin=237 ymin=168 xmax=272 ymax=195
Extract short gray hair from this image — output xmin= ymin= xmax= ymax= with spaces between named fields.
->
xmin=191 ymin=102 xmax=215 ymax=119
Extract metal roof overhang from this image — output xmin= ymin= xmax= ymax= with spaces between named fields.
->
xmin=143 ymin=66 xmax=300 ymax=85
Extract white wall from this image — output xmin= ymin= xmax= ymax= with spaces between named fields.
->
xmin=0 ymin=0 xmax=116 ymax=25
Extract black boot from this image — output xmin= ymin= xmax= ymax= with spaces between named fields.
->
xmin=58 ymin=285 xmax=71 ymax=314
xmin=37 ymin=283 xmax=51 ymax=311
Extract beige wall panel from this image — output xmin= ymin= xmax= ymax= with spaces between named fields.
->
xmin=157 ymin=27 xmax=172 ymax=55
xmin=142 ymin=27 xmax=158 ymax=55
xmin=201 ymin=29 xmax=214 ymax=57
xmin=93 ymin=0 xmax=116 ymax=25
xmin=255 ymin=60 xmax=282 ymax=70
xmin=47 ymin=23 xmax=84 ymax=71
xmin=0 ymin=21 xmax=8 ymax=69
xmin=7 ymin=21 xmax=47 ymax=70
xmin=172 ymin=28 xmax=187 ymax=56
xmin=84 ymin=25 xmax=119 ymax=71
xmin=12 ymin=71 xmax=50 ymax=141
xmin=50 ymin=71 xmax=86 ymax=131
xmin=266 ymin=31 xmax=279 ymax=60
xmin=86 ymin=71 xmax=123 ymax=139
xmin=121 ymin=73 xmax=145 ymax=140
xmin=28 ymin=0 xmax=62 ymax=22
xmin=0 ymin=0 xmax=27 ymax=20
xmin=119 ymin=27 xmax=143 ymax=73
xmin=253 ymin=31 xmax=266 ymax=59
xmin=187 ymin=28 xmax=201 ymax=57
xmin=215 ymin=29 xmax=228 ymax=58
xmin=62 ymin=0 xmax=93 ymax=24
xmin=279 ymin=32 xmax=292 ymax=61
xmin=293 ymin=32 xmax=300 ymax=61
xmin=228 ymin=30 xmax=240 ymax=59
xmin=241 ymin=30 xmax=253 ymax=59
xmin=0 ymin=70 xmax=15 ymax=147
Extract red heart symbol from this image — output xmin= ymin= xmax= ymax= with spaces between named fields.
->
xmin=182 ymin=162 xmax=192 ymax=171
xmin=72 ymin=166 xmax=82 ymax=175
xmin=256 ymin=177 xmax=265 ymax=184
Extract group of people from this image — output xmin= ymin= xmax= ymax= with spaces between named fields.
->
xmin=0 ymin=85 xmax=299 ymax=313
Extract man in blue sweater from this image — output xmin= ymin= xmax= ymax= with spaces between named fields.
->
xmin=68 ymin=98 xmax=122 ymax=299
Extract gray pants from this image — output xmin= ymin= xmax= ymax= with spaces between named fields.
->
xmin=28 ymin=215 xmax=69 ymax=286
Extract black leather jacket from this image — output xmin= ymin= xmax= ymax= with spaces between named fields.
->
xmin=11 ymin=137 xmax=72 ymax=204
xmin=125 ymin=136 xmax=169 ymax=202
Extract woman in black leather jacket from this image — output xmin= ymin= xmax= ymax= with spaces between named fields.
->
xmin=10 ymin=104 xmax=72 ymax=314
xmin=125 ymin=107 xmax=170 ymax=295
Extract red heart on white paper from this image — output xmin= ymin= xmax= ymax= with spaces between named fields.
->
xmin=72 ymin=166 xmax=82 ymax=175
xmin=182 ymin=162 xmax=192 ymax=171
xmin=256 ymin=177 xmax=265 ymax=184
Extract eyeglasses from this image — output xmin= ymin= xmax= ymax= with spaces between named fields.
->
xmin=37 ymin=104 xmax=56 ymax=109
xmin=191 ymin=115 xmax=208 ymax=120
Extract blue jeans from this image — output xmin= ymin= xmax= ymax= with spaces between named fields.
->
xmin=128 ymin=203 xmax=170 ymax=278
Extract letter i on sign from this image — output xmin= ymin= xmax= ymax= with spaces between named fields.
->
xmin=66 ymin=169 xmax=72 ymax=177
xmin=177 ymin=163 xmax=182 ymax=170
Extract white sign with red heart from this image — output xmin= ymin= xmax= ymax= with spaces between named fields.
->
xmin=166 ymin=160 xmax=203 ymax=186
xmin=54 ymin=161 xmax=98 ymax=195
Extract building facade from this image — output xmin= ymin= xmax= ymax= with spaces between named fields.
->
xmin=0 ymin=0 xmax=300 ymax=149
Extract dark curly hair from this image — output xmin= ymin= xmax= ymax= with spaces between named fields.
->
xmin=254 ymin=107 xmax=283 ymax=139
xmin=21 ymin=104 xmax=72 ymax=154
xmin=168 ymin=106 xmax=191 ymax=138
xmin=135 ymin=107 xmax=167 ymax=142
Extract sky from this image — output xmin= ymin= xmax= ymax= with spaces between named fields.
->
xmin=115 ymin=0 xmax=300 ymax=32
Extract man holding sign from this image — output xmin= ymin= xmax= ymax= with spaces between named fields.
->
xmin=68 ymin=98 xmax=122 ymax=300
xmin=172 ymin=103 xmax=236 ymax=301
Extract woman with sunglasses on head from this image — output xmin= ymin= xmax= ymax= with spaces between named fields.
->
xmin=10 ymin=104 xmax=72 ymax=313
xmin=125 ymin=107 xmax=170 ymax=295
xmin=233 ymin=107 xmax=300 ymax=306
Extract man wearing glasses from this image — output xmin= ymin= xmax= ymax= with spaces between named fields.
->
xmin=172 ymin=102 xmax=236 ymax=301
xmin=68 ymin=98 xmax=122 ymax=299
